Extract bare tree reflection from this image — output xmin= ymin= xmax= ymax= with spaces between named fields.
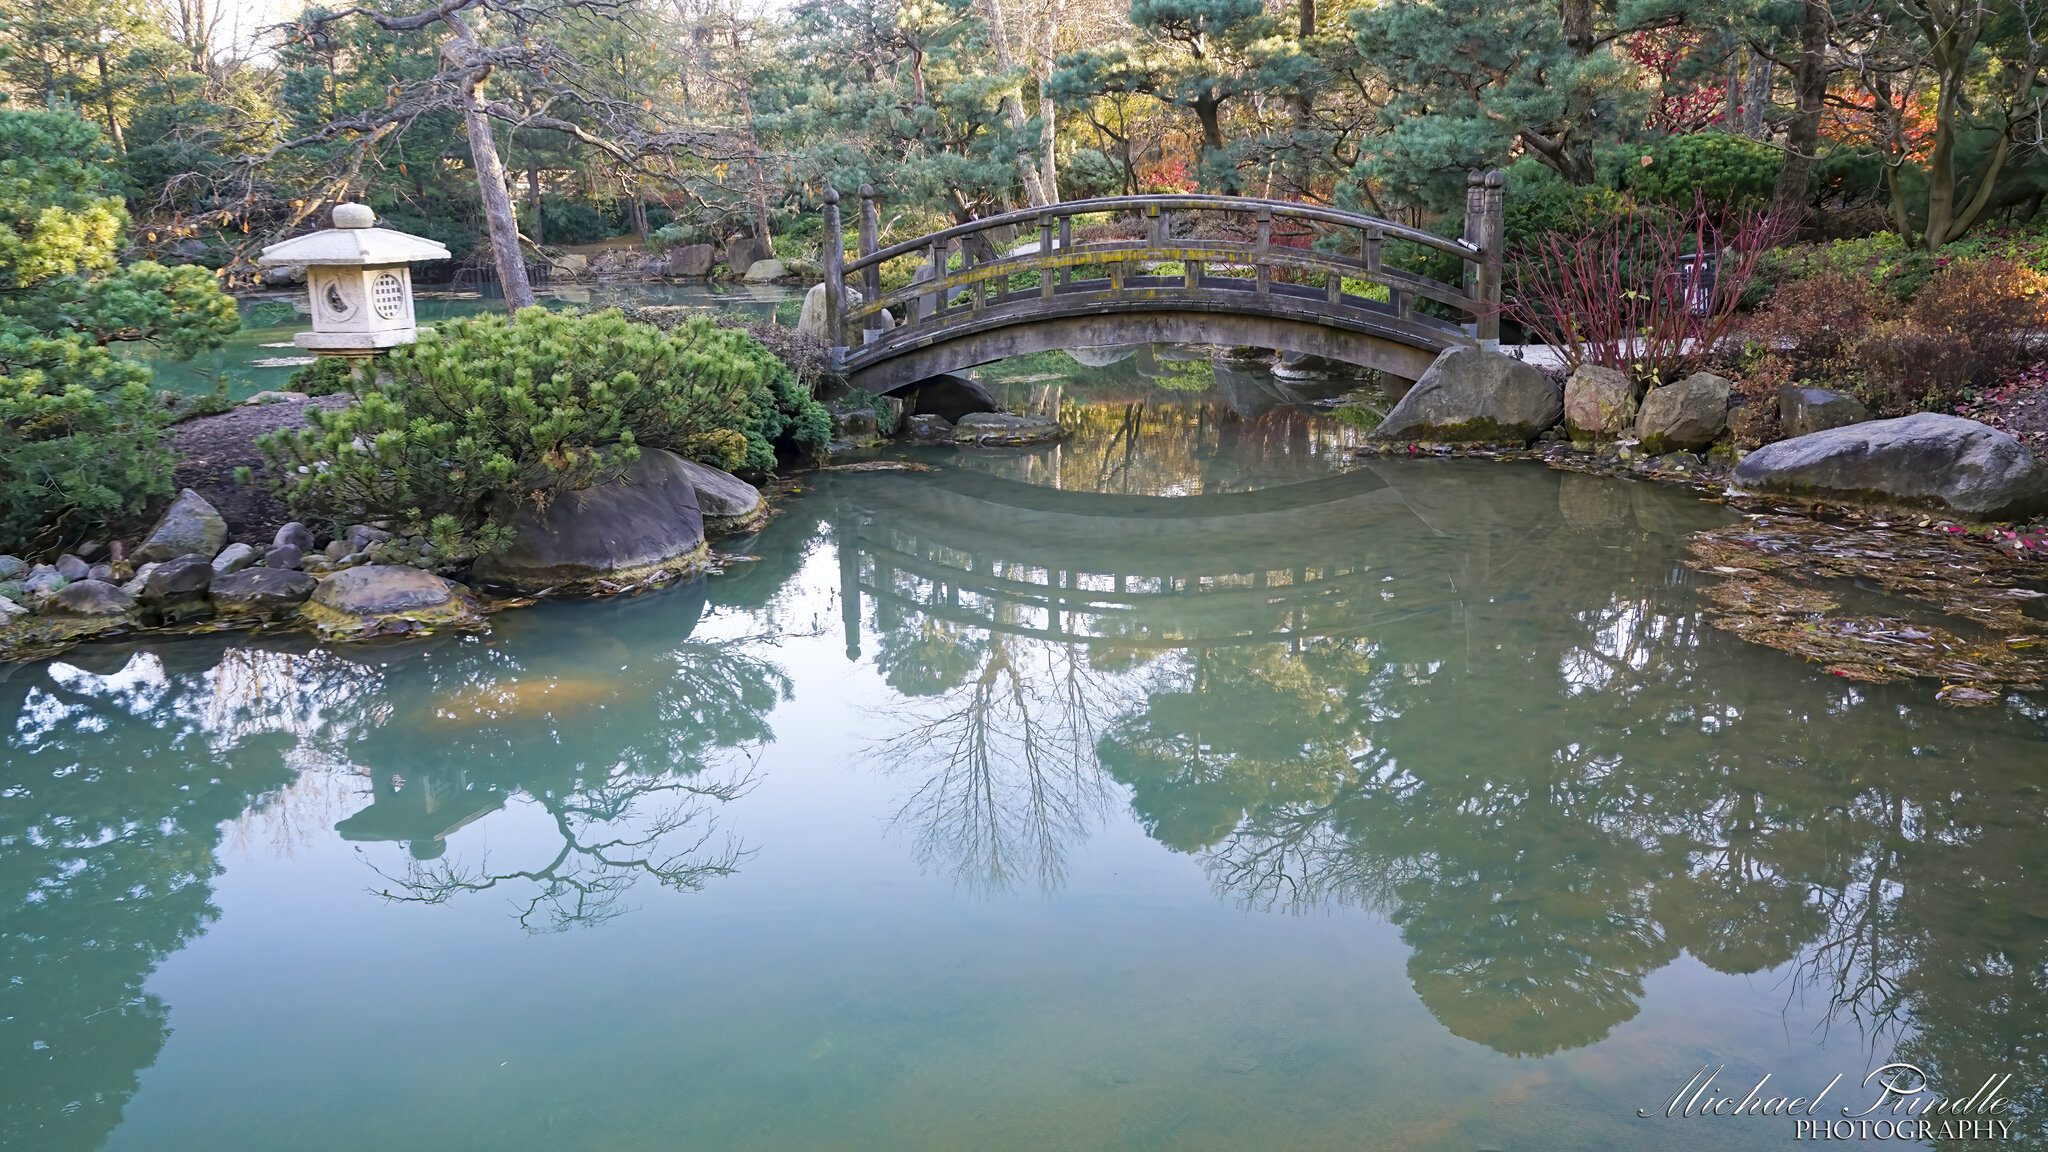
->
xmin=364 ymin=764 xmax=756 ymax=932
xmin=871 ymin=637 xmax=1125 ymax=895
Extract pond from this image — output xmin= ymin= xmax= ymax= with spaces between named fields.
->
xmin=9 ymin=333 xmax=2048 ymax=1151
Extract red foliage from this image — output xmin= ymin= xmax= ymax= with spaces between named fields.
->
xmin=1504 ymin=200 xmax=1785 ymax=383
xmin=1137 ymin=157 xmax=1197 ymax=194
xmin=1822 ymin=82 xmax=1937 ymax=161
xmin=1621 ymin=30 xmax=1730 ymax=134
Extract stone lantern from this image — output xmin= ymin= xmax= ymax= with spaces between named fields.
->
xmin=257 ymin=202 xmax=451 ymax=357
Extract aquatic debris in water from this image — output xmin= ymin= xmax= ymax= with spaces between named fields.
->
xmin=432 ymin=676 xmax=626 ymax=723
xmin=1686 ymin=516 xmax=2048 ymax=701
xmin=818 ymin=460 xmax=938 ymax=473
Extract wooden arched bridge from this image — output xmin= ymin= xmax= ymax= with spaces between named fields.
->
xmin=822 ymin=173 xmax=1505 ymax=394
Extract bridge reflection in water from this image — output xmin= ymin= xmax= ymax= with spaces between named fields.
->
xmin=831 ymin=463 xmax=1477 ymax=660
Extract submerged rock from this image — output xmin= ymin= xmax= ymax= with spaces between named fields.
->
xmin=135 ymin=488 xmax=229 ymax=563
xmin=1778 ymin=385 xmax=1871 ymax=439
xmin=471 ymin=447 xmax=708 ymax=592
xmin=1563 ymin=365 xmax=1638 ymax=439
xmin=1634 ymin=372 xmax=1731 ymax=452
xmin=1732 ymin=412 xmax=2048 ymax=518
xmin=1271 ymin=352 xmax=1358 ymax=380
xmin=1372 ymin=347 xmax=1562 ymax=444
xmin=954 ymin=412 xmax=1064 ymax=446
xmin=302 ymin=564 xmax=481 ymax=638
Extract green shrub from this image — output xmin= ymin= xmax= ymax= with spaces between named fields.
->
xmin=1388 ymin=157 xmax=1631 ymax=297
xmin=0 ymin=109 xmax=237 ymax=553
xmin=1059 ymin=149 xmax=1124 ymax=200
xmin=261 ymin=308 xmax=821 ymax=556
xmin=1625 ymin=133 xmax=1781 ymax=212
xmin=650 ymin=221 xmax=714 ymax=252
xmin=289 ymin=356 xmax=358 ymax=397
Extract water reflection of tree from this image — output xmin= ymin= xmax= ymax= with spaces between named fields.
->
xmin=0 ymin=586 xmax=794 ymax=1145
xmin=343 ymin=596 xmax=786 ymax=931
xmin=847 ymin=453 xmax=2048 ymax=1118
xmin=364 ymin=763 xmax=754 ymax=933
xmin=0 ymin=643 xmax=379 ymax=1152
xmin=871 ymin=635 xmax=1126 ymax=895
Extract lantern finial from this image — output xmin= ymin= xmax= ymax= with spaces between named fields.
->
xmin=332 ymin=202 xmax=376 ymax=229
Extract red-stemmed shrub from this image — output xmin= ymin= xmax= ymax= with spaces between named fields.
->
xmin=1503 ymin=200 xmax=1784 ymax=384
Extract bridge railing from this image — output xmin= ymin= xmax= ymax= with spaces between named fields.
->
xmin=821 ymin=174 xmax=1504 ymax=367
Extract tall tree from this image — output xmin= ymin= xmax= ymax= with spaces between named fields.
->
xmin=1053 ymin=0 xmax=1306 ymax=192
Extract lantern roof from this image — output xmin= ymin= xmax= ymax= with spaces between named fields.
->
xmin=257 ymin=203 xmax=451 ymax=267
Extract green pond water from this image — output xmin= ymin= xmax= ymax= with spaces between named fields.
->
xmin=8 ymin=340 xmax=2048 ymax=1151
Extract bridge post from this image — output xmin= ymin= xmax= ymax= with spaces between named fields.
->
xmin=1464 ymin=169 xmax=1506 ymax=347
xmin=858 ymin=185 xmax=883 ymax=341
xmin=823 ymin=188 xmax=844 ymax=367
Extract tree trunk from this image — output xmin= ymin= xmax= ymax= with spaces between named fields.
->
xmin=1769 ymin=0 xmax=1829 ymax=232
xmin=1195 ymin=94 xmax=1233 ymax=191
xmin=447 ymin=17 xmax=535 ymax=310
xmin=723 ymin=22 xmax=776 ymax=249
xmin=980 ymin=0 xmax=1050 ymax=206
xmin=528 ymin=160 xmax=545 ymax=246
xmin=1741 ymin=53 xmax=1771 ymax=138
xmin=1288 ymin=0 xmax=1316 ymax=197
xmin=1555 ymin=0 xmax=1596 ymax=182
xmin=1036 ymin=0 xmax=1060 ymax=202
xmin=95 ymin=46 xmax=125 ymax=154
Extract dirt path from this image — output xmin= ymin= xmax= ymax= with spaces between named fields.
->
xmin=169 ymin=395 xmax=350 ymax=541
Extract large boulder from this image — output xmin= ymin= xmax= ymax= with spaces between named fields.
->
xmin=1372 ymin=347 xmax=1563 ymax=444
xmin=1563 ymin=365 xmax=1639 ymax=439
xmin=743 ymin=257 xmax=787 ymax=282
xmin=470 ymin=447 xmax=708 ymax=592
xmin=955 ymin=412 xmax=1064 ymax=446
xmin=302 ymin=565 xmax=482 ymax=638
xmin=134 ymin=488 xmax=228 ymax=563
xmin=721 ymin=235 xmax=771 ymax=273
xmin=553 ymin=252 xmax=590 ymax=278
xmin=47 ymin=580 xmax=135 ymax=617
xmin=675 ymin=458 xmax=764 ymax=535
xmin=211 ymin=568 xmax=317 ymax=619
xmin=797 ymin=283 xmax=866 ymax=340
xmin=897 ymin=374 xmax=1000 ymax=423
xmin=1634 ymin=372 xmax=1731 ymax=452
xmin=1779 ymin=384 xmax=1872 ymax=438
xmin=1732 ymin=413 xmax=2048 ymax=518
xmin=667 ymin=244 xmax=715 ymax=278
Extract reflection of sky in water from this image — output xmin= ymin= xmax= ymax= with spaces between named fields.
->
xmin=5 ymin=378 xmax=2047 ymax=1152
